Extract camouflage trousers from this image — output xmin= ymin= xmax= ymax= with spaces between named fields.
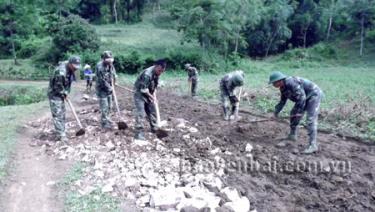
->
xmin=134 ymin=93 xmax=158 ymax=133
xmin=49 ymin=98 xmax=66 ymax=138
xmin=189 ymin=78 xmax=198 ymax=96
xmin=99 ymin=94 xmax=113 ymax=128
xmin=219 ymin=82 xmax=236 ymax=116
xmin=290 ymin=90 xmax=322 ymax=144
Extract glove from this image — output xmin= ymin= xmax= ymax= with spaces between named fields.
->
xmin=229 ymin=95 xmax=239 ymax=104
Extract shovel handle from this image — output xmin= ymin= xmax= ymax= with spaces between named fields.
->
xmin=154 ymin=95 xmax=161 ymax=127
xmin=115 ymin=84 xmax=134 ymax=93
xmin=112 ymin=80 xmax=121 ymax=115
xmin=66 ymin=98 xmax=83 ymax=128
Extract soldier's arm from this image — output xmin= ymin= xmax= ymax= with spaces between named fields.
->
xmin=53 ymin=72 xmax=67 ymax=98
xmin=275 ymin=93 xmax=287 ymax=115
xmin=291 ymin=82 xmax=306 ymax=115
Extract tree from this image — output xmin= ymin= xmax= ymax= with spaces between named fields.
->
xmin=0 ymin=1 xmax=40 ymax=64
xmin=244 ymin=0 xmax=293 ymax=57
xmin=348 ymin=0 xmax=375 ymax=56
xmin=289 ymin=0 xmax=324 ymax=48
xmin=77 ymin=0 xmax=103 ymax=22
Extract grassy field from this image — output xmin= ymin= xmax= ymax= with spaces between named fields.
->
xmin=0 ymin=59 xmax=50 ymax=80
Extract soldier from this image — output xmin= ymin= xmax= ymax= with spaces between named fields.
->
xmin=48 ymin=56 xmax=81 ymax=142
xmin=219 ymin=70 xmax=244 ymax=120
xmin=96 ymin=51 xmax=116 ymax=129
xmin=185 ymin=63 xmax=199 ymax=97
xmin=269 ymin=71 xmax=323 ymax=154
xmin=133 ymin=59 xmax=167 ymax=140
xmin=83 ymin=64 xmax=94 ymax=93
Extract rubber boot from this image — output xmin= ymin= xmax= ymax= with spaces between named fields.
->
xmin=303 ymin=139 xmax=318 ymax=154
xmin=287 ymin=128 xmax=297 ymax=141
xmin=223 ymin=106 xmax=230 ymax=121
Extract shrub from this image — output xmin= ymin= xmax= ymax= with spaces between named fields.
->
xmin=114 ymin=51 xmax=144 ymax=74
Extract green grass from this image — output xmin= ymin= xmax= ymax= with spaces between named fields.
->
xmin=61 ymin=163 xmax=120 ymax=212
xmin=0 ymin=59 xmax=50 ymax=80
xmin=0 ymin=83 xmax=48 ymax=106
xmin=95 ymin=23 xmax=199 ymax=58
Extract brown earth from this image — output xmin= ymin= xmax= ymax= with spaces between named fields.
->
xmin=120 ymin=87 xmax=375 ymax=211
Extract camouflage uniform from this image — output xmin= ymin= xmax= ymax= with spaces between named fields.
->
xmin=48 ymin=61 xmax=74 ymax=139
xmin=133 ymin=66 xmax=159 ymax=137
xmin=96 ymin=61 xmax=116 ymax=128
xmin=186 ymin=66 xmax=199 ymax=96
xmin=219 ymin=70 xmax=244 ymax=120
xmin=275 ymin=76 xmax=323 ymax=150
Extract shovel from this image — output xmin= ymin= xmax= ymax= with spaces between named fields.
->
xmin=153 ymin=93 xmax=169 ymax=139
xmin=115 ymin=84 xmax=134 ymax=93
xmin=248 ymin=114 xmax=304 ymax=123
xmin=66 ymin=98 xmax=86 ymax=136
xmin=112 ymin=80 xmax=128 ymax=130
xmin=188 ymin=80 xmax=192 ymax=96
xmin=234 ymin=87 xmax=243 ymax=119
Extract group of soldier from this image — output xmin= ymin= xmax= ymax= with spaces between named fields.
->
xmin=48 ymin=51 xmax=323 ymax=154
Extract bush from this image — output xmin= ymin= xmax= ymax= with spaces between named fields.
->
xmin=114 ymin=51 xmax=144 ymax=74
xmin=368 ymin=29 xmax=375 ymax=43
xmin=34 ymin=14 xmax=100 ymax=67
xmin=165 ymin=48 xmax=205 ymax=70
xmin=18 ymin=36 xmax=46 ymax=58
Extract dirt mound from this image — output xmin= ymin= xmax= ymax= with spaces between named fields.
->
xmin=29 ymin=89 xmax=375 ymax=211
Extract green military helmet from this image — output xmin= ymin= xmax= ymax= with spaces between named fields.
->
xmin=269 ymin=71 xmax=287 ymax=84
xmin=232 ymin=70 xmax=244 ymax=86
xmin=101 ymin=50 xmax=113 ymax=59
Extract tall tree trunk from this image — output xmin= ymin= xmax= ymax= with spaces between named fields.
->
xmin=113 ymin=0 xmax=118 ymax=24
xmin=10 ymin=34 xmax=19 ymax=65
xmin=360 ymin=15 xmax=365 ymax=56
xmin=326 ymin=16 xmax=333 ymax=40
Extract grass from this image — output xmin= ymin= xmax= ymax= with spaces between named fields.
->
xmin=60 ymin=163 xmax=120 ymax=212
xmin=95 ymin=23 xmax=199 ymax=58
xmin=0 ymin=59 xmax=50 ymax=80
xmin=0 ymin=83 xmax=48 ymax=106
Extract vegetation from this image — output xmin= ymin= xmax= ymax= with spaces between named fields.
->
xmin=60 ymin=163 xmax=120 ymax=212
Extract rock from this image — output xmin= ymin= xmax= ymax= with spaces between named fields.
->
xmin=180 ymin=206 xmax=200 ymax=212
xmin=189 ymin=127 xmax=199 ymax=133
xmin=46 ymin=181 xmax=56 ymax=186
xmin=210 ymin=147 xmax=220 ymax=155
xmin=276 ymin=141 xmax=287 ymax=148
xmin=291 ymin=148 xmax=299 ymax=154
xmin=82 ymin=94 xmax=90 ymax=100
xmin=102 ymin=183 xmax=114 ymax=193
xmin=136 ymin=194 xmax=151 ymax=207
xmin=105 ymin=141 xmax=115 ymax=151
xmin=78 ymin=185 xmax=96 ymax=195
xmin=149 ymin=186 xmax=184 ymax=209
xmin=221 ymin=187 xmax=241 ymax=202
xmin=183 ymin=134 xmax=191 ymax=140
xmin=177 ymin=198 xmax=208 ymax=211
xmin=124 ymin=177 xmax=138 ymax=188
xmin=245 ymin=143 xmax=253 ymax=153
xmin=133 ymin=139 xmax=150 ymax=147
xmin=222 ymin=197 xmax=250 ymax=212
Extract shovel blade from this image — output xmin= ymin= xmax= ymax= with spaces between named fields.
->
xmin=76 ymin=128 xmax=86 ymax=136
xmin=117 ymin=121 xmax=128 ymax=130
xmin=155 ymin=129 xmax=168 ymax=139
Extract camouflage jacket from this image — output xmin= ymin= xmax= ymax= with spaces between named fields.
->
xmin=48 ymin=61 xmax=74 ymax=100
xmin=220 ymin=71 xmax=244 ymax=96
xmin=275 ymin=76 xmax=322 ymax=115
xmin=95 ymin=61 xmax=116 ymax=98
xmin=134 ymin=66 xmax=159 ymax=95
xmin=186 ymin=66 xmax=199 ymax=81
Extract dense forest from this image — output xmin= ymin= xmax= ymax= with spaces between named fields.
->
xmin=0 ymin=0 xmax=374 ymax=66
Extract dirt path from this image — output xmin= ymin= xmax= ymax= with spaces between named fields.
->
xmin=0 ymin=83 xmax=85 ymax=212
xmin=0 ymin=126 xmax=70 ymax=212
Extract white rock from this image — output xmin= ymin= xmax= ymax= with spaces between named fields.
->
xmin=210 ymin=147 xmax=221 ymax=155
xmin=245 ymin=143 xmax=253 ymax=153
xmin=124 ymin=177 xmax=138 ymax=187
xmin=46 ymin=181 xmax=56 ymax=186
xmin=133 ymin=139 xmax=150 ymax=147
xmin=149 ymin=186 xmax=184 ymax=209
xmin=102 ymin=183 xmax=114 ymax=193
xmin=177 ymin=198 xmax=208 ymax=210
xmin=188 ymin=127 xmax=199 ymax=133
xmin=105 ymin=141 xmax=115 ymax=150
xmin=182 ymin=134 xmax=190 ymax=140
xmin=223 ymin=197 xmax=250 ymax=212
xmin=221 ymin=187 xmax=241 ymax=202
